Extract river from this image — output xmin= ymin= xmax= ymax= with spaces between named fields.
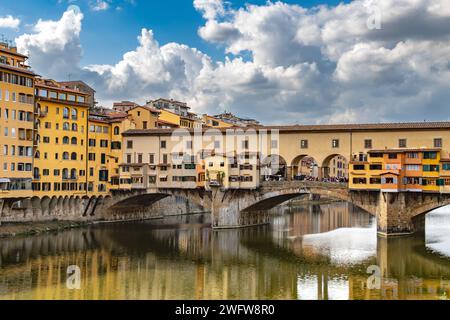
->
xmin=1 ymin=202 xmax=450 ymax=300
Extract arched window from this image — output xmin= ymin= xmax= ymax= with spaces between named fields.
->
xmin=71 ymin=152 xmax=77 ymax=160
xmin=70 ymin=169 xmax=77 ymax=179
xmin=33 ymin=168 xmax=40 ymax=179
xmin=63 ymin=107 xmax=69 ymax=119
xmin=35 ymin=151 xmax=40 ymax=159
xmin=114 ymin=126 xmax=120 ymax=135
xmin=63 ymin=152 xmax=69 ymax=160
xmin=72 ymin=123 xmax=78 ymax=132
xmin=62 ymin=169 xmax=69 ymax=179
xmin=63 ymin=122 xmax=70 ymax=131
xmin=71 ymin=109 xmax=78 ymax=120
xmin=63 ymin=136 xmax=69 ymax=144
xmin=71 ymin=137 xmax=77 ymax=145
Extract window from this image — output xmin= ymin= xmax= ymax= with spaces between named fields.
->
xmin=89 ymin=139 xmax=96 ymax=147
xmin=443 ymin=163 xmax=450 ymax=171
xmin=352 ymin=178 xmax=367 ymax=184
xmin=114 ymin=126 xmax=120 ymax=135
xmin=161 ymin=140 xmax=167 ymax=149
xmin=163 ymin=154 xmax=168 ymax=164
xmin=434 ymin=138 xmax=443 ymax=148
xmin=423 ymin=165 xmax=439 ymax=172
xmin=214 ymin=141 xmax=221 ymax=149
xmin=143 ymin=121 xmax=148 ymax=129
xmin=299 ymin=140 xmax=308 ymax=149
xmin=111 ymin=141 xmax=121 ymax=150
xmin=63 ymin=107 xmax=70 ymax=119
xmin=89 ymin=153 xmax=96 ymax=161
xmin=71 ymin=153 xmax=77 ymax=161
xmin=137 ymin=154 xmax=143 ymax=164
xmin=101 ymin=153 xmax=106 ymax=164
xmin=126 ymin=154 xmax=132 ymax=163
xmin=405 ymin=165 xmax=420 ymax=171
xmin=71 ymin=137 xmax=77 ymax=145
xmin=423 ymin=151 xmax=437 ymax=159
xmin=63 ymin=136 xmax=70 ymax=144
xmin=399 ymin=139 xmax=407 ymax=148
xmin=43 ymin=136 xmax=50 ymax=143
xmin=406 ymin=153 xmax=419 ymax=159
xmin=63 ymin=152 xmax=69 ymax=160
xmin=388 ymin=153 xmax=398 ymax=159
xmin=369 ymin=164 xmax=382 ymax=170
xmin=404 ymin=177 xmax=421 ymax=185
xmin=127 ymin=140 xmax=133 ymax=149
xmin=370 ymin=177 xmax=381 ymax=184
xmin=100 ymin=140 xmax=108 ymax=148
xmin=370 ymin=153 xmax=383 ymax=158
xmin=353 ymin=164 xmax=365 ymax=170
xmin=332 ymin=139 xmax=339 ymax=148
xmin=149 ymin=154 xmax=155 ymax=164
xmin=364 ymin=139 xmax=372 ymax=149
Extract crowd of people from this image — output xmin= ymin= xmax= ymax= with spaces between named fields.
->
xmin=294 ymin=175 xmax=348 ymax=183
xmin=262 ymin=175 xmax=348 ymax=183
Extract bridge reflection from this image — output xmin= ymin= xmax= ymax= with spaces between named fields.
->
xmin=1 ymin=204 xmax=450 ymax=300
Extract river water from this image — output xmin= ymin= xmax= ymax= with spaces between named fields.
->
xmin=1 ymin=202 xmax=450 ymax=300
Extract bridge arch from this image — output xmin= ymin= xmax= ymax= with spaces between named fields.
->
xmin=290 ymin=155 xmax=320 ymax=180
xmin=260 ymin=154 xmax=288 ymax=180
xmin=321 ymin=154 xmax=349 ymax=180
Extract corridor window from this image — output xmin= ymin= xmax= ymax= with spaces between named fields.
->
xmin=332 ymin=139 xmax=339 ymax=148
xmin=434 ymin=138 xmax=443 ymax=148
xmin=300 ymin=140 xmax=308 ymax=149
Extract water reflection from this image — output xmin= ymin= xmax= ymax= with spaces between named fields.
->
xmin=0 ymin=202 xmax=450 ymax=300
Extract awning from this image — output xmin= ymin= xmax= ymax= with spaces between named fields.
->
xmin=0 ymin=178 xmax=11 ymax=183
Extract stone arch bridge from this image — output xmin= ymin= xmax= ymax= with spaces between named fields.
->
xmin=3 ymin=182 xmax=450 ymax=236
xmin=104 ymin=181 xmax=450 ymax=236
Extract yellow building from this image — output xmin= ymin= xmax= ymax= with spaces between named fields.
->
xmin=202 ymin=114 xmax=235 ymax=128
xmin=158 ymin=109 xmax=182 ymax=128
xmin=127 ymin=105 xmax=159 ymax=129
xmin=33 ymin=79 xmax=90 ymax=197
xmin=87 ymin=118 xmax=112 ymax=196
xmin=349 ymin=148 xmax=442 ymax=193
xmin=0 ymin=43 xmax=36 ymax=199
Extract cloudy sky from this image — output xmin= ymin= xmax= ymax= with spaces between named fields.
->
xmin=1 ymin=0 xmax=449 ymax=125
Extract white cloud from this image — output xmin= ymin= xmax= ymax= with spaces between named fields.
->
xmin=14 ymin=1 xmax=450 ymax=124
xmin=0 ymin=15 xmax=21 ymax=29
xmin=193 ymin=0 xmax=226 ymax=20
xmin=90 ymin=0 xmax=110 ymax=12
xmin=15 ymin=7 xmax=83 ymax=78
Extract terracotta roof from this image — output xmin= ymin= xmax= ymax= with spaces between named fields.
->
xmin=0 ymin=62 xmax=36 ymax=76
xmin=122 ymin=121 xmax=450 ymax=137
xmin=369 ymin=148 xmax=441 ymax=153
xmin=0 ymin=47 xmax=28 ymax=59
xmin=129 ymin=105 xmax=160 ymax=114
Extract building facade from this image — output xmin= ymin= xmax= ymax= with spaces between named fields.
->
xmin=33 ymin=79 xmax=90 ymax=197
xmin=0 ymin=43 xmax=36 ymax=199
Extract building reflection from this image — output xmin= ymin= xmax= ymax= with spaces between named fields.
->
xmin=1 ymin=205 xmax=450 ymax=300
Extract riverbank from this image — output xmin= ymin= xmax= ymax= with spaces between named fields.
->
xmin=0 ymin=220 xmax=91 ymax=238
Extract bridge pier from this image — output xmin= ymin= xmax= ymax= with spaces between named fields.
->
xmin=210 ymin=188 xmax=271 ymax=229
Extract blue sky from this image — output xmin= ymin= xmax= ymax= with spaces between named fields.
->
xmin=1 ymin=0 xmax=350 ymax=66
xmin=2 ymin=0 xmax=448 ymax=125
